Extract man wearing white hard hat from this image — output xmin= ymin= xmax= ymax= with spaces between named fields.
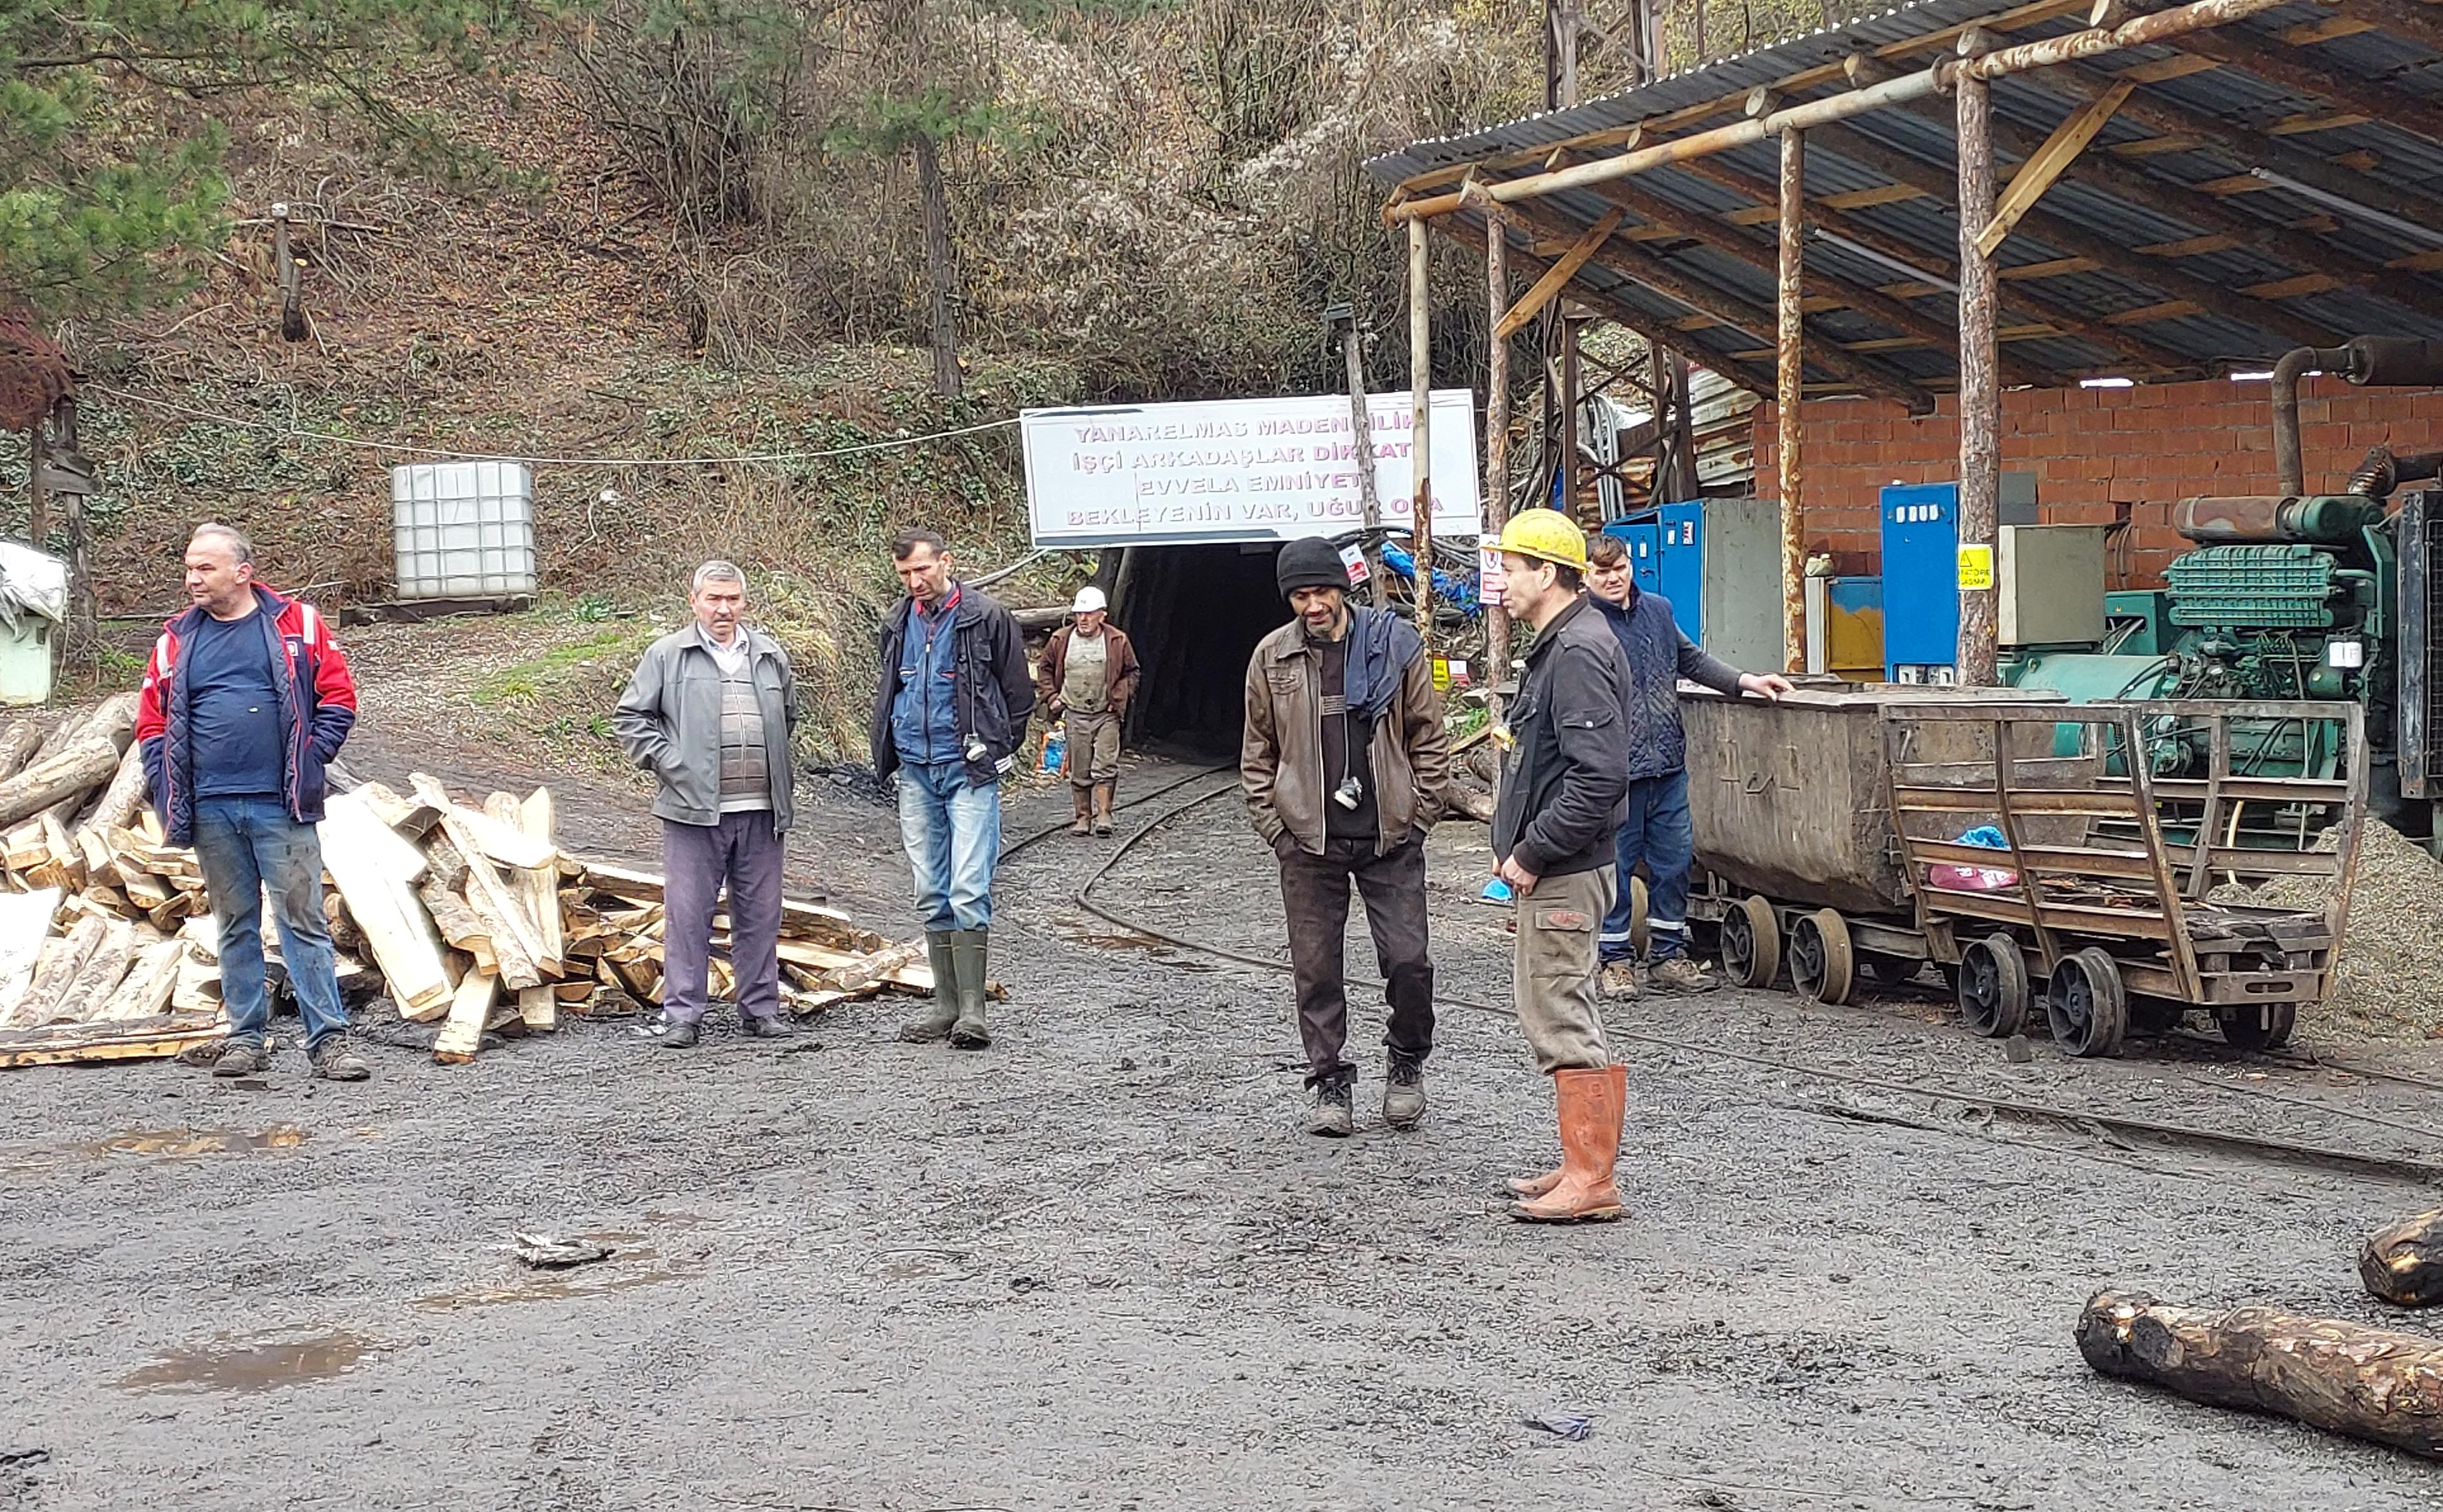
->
xmin=1036 ymin=585 xmax=1139 ymax=835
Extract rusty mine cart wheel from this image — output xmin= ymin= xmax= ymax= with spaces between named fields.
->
xmin=2047 ymin=948 xmax=2129 ymax=1059
xmin=1789 ymin=908 xmax=1856 ymax=1006
xmin=2217 ymin=1001 xmax=2298 ymax=1053
xmin=1956 ymin=934 xmax=2030 ymax=1039
xmin=1721 ymin=895 xmax=1780 ymax=989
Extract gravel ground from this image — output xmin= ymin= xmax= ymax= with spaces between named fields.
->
xmin=4 ymin=743 xmax=2442 ymax=1510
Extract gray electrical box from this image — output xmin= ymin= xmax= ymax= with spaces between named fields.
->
xmin=1999 ymin=523 xmax=2112 ymax=646
xmin=1701 ymin=496 xmax=1784 ymax=672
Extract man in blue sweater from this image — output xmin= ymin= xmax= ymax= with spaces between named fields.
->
xmin=1584 ymin=531 xmax=1792 ymax=998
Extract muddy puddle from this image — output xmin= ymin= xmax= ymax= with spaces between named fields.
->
xmin=413 ymin=1248 xmax=705 ymax=1312
xmin=119 ymin=1331 xmax=375 ymax=1395
xmin=81 ymin=1126 xmax=310 ymax=1159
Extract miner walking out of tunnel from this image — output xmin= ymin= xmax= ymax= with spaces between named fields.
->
xmin=1038 ymin=586 xmax=1138 ymax=837
xmin=1241 ymin=536 xmax=1450 ymax=1138
xmin=1584 ymin=533 xmax=1792 ymax=1000
xmin=1489 ymin=511 xmax=1628 ymax=1224
xmin=872 ymin=528 xmax=1036 ymax=1052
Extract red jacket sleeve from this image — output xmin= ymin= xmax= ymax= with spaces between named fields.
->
xmin=134 ymin=630 xmax=175 ymax=745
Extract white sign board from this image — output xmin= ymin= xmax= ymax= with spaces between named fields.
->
xmin=1021 ymin=390 xmax=1482 ymax=548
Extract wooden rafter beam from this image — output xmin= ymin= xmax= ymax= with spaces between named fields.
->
xmin=1591 ymin=178 xmax=2066 ymax=387
xmin=2054 ymin=56 xmax=2443 ymax=231
xmin=2169 ymin=26 xmax=2443 ymax=148
xmin=1423 ymin=216 xmax=1781 ymax=399
xmin=2324 ymin=0 xmax=2443 ymax=56
xmin=1673 ymin=155 xmax=2198 ymax=374
xmin=1385 ymin=0 xmax=2095 ymax=199
xmin=1976 ymin=81 xmax=2134 ymax=257
xmin=1812 ymin=120 xmax=2342 ymax=351
xmin=1491 ymin=207 xmax=1624 ymax=339
xmin=1497 ymin=200 xmax=1939 ymax=412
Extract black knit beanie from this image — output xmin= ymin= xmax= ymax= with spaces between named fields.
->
xmin=1275 ymin=537 xmax=1349 ymax=599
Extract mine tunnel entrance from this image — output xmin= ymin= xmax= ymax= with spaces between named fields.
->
xmin=1117 ymin=543 xmax=1293 ymax=760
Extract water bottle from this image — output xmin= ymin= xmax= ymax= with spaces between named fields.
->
xmin=1039 ymin=729 xmax=1065 ymax=776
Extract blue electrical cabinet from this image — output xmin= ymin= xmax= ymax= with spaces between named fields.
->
xmin=1880 ymin=482 xmax=1960 ymax=680
xmin=1601 ymin=502 xmax=1707 ymax=642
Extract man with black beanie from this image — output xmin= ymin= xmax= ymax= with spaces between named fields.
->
xmin=1241 ymin=535 xmax=1452 ymax=1137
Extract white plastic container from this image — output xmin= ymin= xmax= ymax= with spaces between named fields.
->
xmin=391 ymin=460 xmax=537 ymax=598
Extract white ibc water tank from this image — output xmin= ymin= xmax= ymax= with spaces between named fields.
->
xmin=391 ymin=460 xmax=537 ymax=598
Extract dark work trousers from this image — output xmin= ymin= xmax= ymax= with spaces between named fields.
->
xmin=661 ymin=812 xmax=786 ymax=1025
xmin=1278 ymin=835 xmax=1435 ymax=1086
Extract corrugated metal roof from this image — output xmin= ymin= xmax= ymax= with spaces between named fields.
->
xmin=1367 ymin=0 xmax=2443 ymax=395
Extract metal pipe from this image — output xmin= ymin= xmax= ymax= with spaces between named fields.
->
xmin=2272 ymin=344 xmax=2353 ymax=496
xmin=1409 ymin=216 xmax=1435 ymax=637
xmin=1386 ymin=0 xmax=2296 ymax=223
xmin=1778 ymin=127 xmax=1808 ymax=675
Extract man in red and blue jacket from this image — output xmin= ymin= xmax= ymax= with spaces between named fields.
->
xmin=136 ymin=523 xmax=368 ymax=1081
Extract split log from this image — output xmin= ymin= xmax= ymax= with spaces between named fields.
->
xmin=410 ymin=778 xmax=545 ymax=989
xmin=408 ymin=772 xmax=554 ymax=870
xmin=28 ymin=704 xmax=95 ymax=765
xmin=350 ymin=780 xmax=435 ymax=837
xmin=0 ymin=738 xmax=126 ymax=830
xmin=75 ymin=742 xmax=149 ymax=843
xmin=0 ymin=717 xmax=43 ymax=780
xmin=2076 ymin=1289 xmax=2443 ymax=1460
xmin=432 ymin=968 xmax=498 ymax=1064
xmin=316 ymin=796 xmax=452 ymax=1019
xmin=415 ymin=873 xmax=490 ymax=952
xmin=0 ymin=1013 xmax=224 ymax=1069
xmin=50 ymin=916 xmax=138 ymax=1025
xmin=37 ymin=811 xmax=80 ymax=888
xmin=94 ymin=939 xmax=186 ymax=1023
xmin=512 ymin=788 xmax=564 ymax=974
xmin=2362 ymin=1211 xmax=2443 ymax=1309
xmin=324 ymin=790 xmax=428 ymax=887
xmin=515 ymin=983 xmax=555 ymax=1033
xmin=6 ymin=913 xmax=105 ymax=1027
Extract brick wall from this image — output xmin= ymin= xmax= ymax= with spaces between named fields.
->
xmin=1753 ymin=375 xmax=2443 ymax=587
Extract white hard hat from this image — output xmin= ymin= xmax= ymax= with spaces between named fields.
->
xmin=1072 ymin=586 xmax=1108 ymax=613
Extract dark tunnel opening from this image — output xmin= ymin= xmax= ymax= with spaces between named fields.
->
xmin=1117 ymin=544 xmax=1293 ymax=760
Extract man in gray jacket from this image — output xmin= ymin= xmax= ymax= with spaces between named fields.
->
xmin=611 ymin=561 xmax=802 ymax=1047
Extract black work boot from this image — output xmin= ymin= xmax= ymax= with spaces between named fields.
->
xmin=1303 ymin=1069 xmax=1355 ymax=1137
xmin=948 ymin=929 xmax=992 ymax=1050
xmin=899 ymin=930 xmax=960 ymax=1043
xmin=212 ymin=1040 xmax=270 ymax=1078
xmin=1383 ymin=1052 xmax=1428 ymax=1131
xmin=308 ymin=1036 xmax=372 ymax=1081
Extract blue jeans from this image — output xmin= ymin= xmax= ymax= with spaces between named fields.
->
xmin=191 ymin=795 xmax=350 ymax=1050
xmin=1599 ymin=769 xmax=1695 ymax=964
xmin=896 ymin=760 xmax=1001 ymax=931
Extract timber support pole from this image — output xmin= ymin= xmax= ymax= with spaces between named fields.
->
xmin=1483 ymin=211 xmax=1513 ymax=714
xmin=1334 ymin=306 xmax=1386 ymax=590
xmin=1955 ymin=31 xmax=2001 ymax=687
xmin=1409 ymin=216 xmax=1435 ymax=638
xmin=1776 ymin=124 xmax=1806 ymax=675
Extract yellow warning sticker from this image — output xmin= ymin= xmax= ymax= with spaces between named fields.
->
xmin=1957 ymin=544 xmax=1995 ymax=591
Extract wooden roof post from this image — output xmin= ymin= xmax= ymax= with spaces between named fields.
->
xmin=1955 ymin=29 xmax=2002 ymax=688
xmin=1483 ymin=209 xmax=1513 ymax=716
xmin=1408 ymin=215 xmax=1435 ymax=638
xmin=1776 ymin=118 xmax=1808 ymax=675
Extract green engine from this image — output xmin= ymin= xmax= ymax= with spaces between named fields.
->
xmin=2004 ymin=494 xmax=2393 ymax=797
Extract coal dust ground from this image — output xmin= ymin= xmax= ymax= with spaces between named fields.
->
xmin=4 ymin=753 xmax=2442 ymax=1511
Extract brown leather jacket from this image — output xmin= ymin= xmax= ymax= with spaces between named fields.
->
xmin=1036 ymin=623 xmax=1140 ymax=715
xmin=1241 ymin=615 xmax=1451 ymax=857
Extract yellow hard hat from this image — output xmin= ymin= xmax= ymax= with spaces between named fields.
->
xmin=1497 ymin=509 xmax=1589 ymax=571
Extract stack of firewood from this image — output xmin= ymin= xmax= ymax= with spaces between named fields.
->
xmin=0 ymin=701 xmax=930 ymax=1069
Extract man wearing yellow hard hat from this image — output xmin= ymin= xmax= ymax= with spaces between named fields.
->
xmin=1487 ymin=509 xmax=1632 ymax=1223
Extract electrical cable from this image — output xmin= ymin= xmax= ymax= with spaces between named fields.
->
xmin=1058 ymin=778 xmax=2443 ymax=1188
xmin=86 ymin=383 xmax=1019 ymax=467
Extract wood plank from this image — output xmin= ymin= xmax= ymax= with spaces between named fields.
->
xmin=0 ymin=1013 xmax=225 ymax=1069
xmin=505 ymin=788 xmax=566 ymax=982
xmin=0 ymin=887 xmax=60 ymax=1020
xmin=1493 ymin=207 xmax=1624 ymax=340
xmin=432 ymin=968 xmax=498 ymax=1064
xmin=1979 ymin=82 xmax=2134 ymax=259
xmin=322 ymin=789 xmax=430 ymax=886
xmin=516 ymin=982 xmax=556 ymax=1033
xmin=4 ymin=913 xmax=104 ymax=1027
xmin=316 ymin=797 xmax=453 ymax=1019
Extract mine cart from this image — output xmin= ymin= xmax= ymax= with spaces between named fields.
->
xmin=1881 ymin=700 xmax=2363 ymax=1057
xmin=1681 ymin=686 xmax=2365 ymax=1058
